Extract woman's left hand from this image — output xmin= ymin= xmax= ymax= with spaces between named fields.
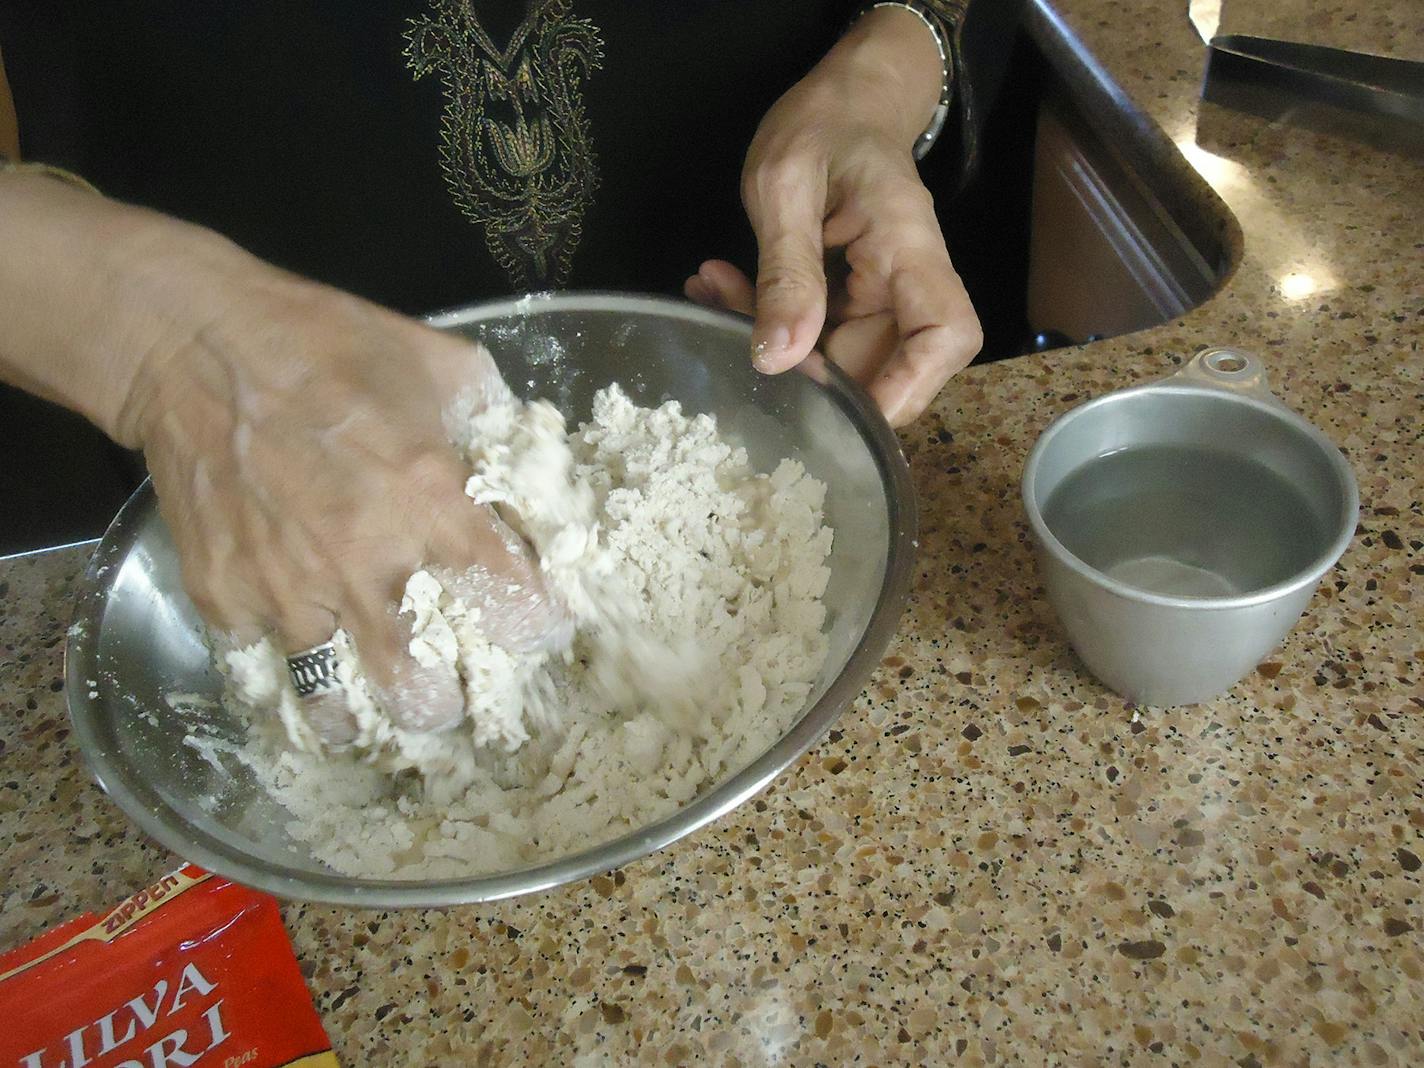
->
xmin=685 ymin=6 xmax=982 ymax=428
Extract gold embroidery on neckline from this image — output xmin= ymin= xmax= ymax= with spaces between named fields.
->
xmin=405 ymin=0 xmax=604 ymax=289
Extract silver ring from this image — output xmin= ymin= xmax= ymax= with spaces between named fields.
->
xmin=286 ymin=642 xmax=340 ymax=698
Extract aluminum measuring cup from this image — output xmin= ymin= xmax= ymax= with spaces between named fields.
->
xmin=1021 ymin=347 xmax=1358 ymax=706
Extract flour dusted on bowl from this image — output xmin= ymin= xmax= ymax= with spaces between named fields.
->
xmin=215 ymin=381 xmax=834 ymax=878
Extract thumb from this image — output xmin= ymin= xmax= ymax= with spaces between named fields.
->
xmin=745 ymin=165 xmax=827 ymax=373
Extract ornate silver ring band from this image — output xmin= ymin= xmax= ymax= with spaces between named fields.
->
xmin=287 ymin=642 xmax=340 ymax=698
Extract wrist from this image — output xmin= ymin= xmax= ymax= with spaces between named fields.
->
xmin=0 ymin=175 xmax=173 ymax=442
xmin=815 ymin=6 xmax=945 ymax=150
xmin=101 ymin=216 xmax=249 ymax=447
xmin=110 ymin=220 xmax=324 ymax=449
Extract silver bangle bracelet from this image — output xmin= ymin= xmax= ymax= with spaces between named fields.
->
xmin=865 ymin=1 xmax=953 ymax=160
xmin=0 ymin=156 xmax=101 ymax=194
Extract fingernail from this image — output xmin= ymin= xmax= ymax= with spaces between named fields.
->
xmin=753 ymin=326 xmax=791 ymax=371
xmin=382 ymin=662 xmax=465 ymax=734
xmin=305 ymin=689 xmax=359 ymax=747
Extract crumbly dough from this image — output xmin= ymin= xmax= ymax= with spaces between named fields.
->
xmin=216 ymin=383 xmax=833 ymax=878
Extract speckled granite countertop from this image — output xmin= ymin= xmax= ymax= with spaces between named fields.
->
xmin=2 ymin=0 xmax=1421 ymax=1063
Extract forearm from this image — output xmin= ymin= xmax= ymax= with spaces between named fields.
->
xmin=808 ymin=6 xmax=946 ymax=150
xmin=0 ymin=172 xmax=281 ymax=447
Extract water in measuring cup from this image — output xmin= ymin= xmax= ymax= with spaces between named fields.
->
xmin=1041 ymin=444 xmax=1327 ymax=597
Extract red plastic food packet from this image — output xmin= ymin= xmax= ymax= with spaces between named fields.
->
xmin=0 ymin=864 xmax=336 ymax=1068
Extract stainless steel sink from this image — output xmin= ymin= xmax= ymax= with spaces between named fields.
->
xmin=1025 ymin=0 xmax=1233 ymax=343
xmin=929 ymin=0 xmax=1233 ymax=361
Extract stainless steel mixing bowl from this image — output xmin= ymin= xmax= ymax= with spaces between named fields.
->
xmin=65 ymin=293 xmax=916 ymax=906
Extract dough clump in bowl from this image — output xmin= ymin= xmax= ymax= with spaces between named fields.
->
xmin=214 ymin=375 xmax=834 ymax=878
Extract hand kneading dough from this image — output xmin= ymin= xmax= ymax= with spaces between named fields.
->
xmin=210 ymin=378 xmax=834 ymax=878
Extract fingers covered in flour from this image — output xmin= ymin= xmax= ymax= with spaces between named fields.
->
xmin=271 ymin=604 xmax=357 ymax=747
xmin=327 ymin=497 xmax=568 ymax=737
xmin=293 ymin=679 xmax=359 ymax=747
xmin=134 ymin=280 xmax=535 ymax=744
xmin=345 ymin=605 xmax=466 ymax=736
xmin=428 ymin=502 xmax=570 ymax=655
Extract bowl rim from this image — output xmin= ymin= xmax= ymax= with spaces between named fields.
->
xmin=65 ymin=292 xmax=918 ymax=907
xmin=1020 ymin=379 xmax=1359 ymax=610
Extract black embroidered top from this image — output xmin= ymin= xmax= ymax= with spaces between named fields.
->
xmin=0 ymin=2 xmax=994 ymax=315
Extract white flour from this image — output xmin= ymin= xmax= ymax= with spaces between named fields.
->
xmin=216 ymin=384 xmax=833 ymax=878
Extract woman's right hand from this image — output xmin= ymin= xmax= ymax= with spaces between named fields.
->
xmin=122 ymin=242 xmax=570 ymax=744
xmin=1 ymin=174 xmax=564 ymax=743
